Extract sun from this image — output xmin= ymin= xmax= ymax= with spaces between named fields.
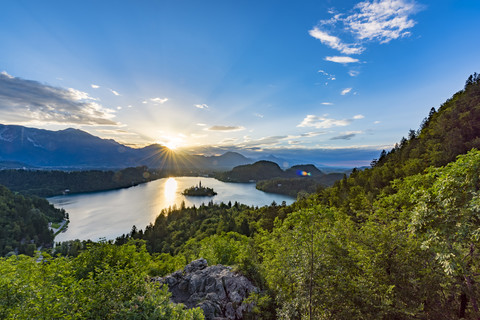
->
xmin=164 ymin=141 xmax=178 ymax=150
xmin=156 ymin=133 xmax=186 ymax=151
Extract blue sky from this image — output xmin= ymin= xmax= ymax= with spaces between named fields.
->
xmin=1 ymin=0 xmax=479 ymax=166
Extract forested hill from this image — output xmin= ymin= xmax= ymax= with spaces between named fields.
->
xmin=387 ymin=72 xmax=480 ymax=170
xmin=319 ymin=73 xmax=480 ymax=214
xmin=0 ymin=186 xmax=66 ymax=256
xmin=0 ymin=166 xmax=162 ymax=197
xmin=3 ymin=74 xmax=480 ymax=319
xmin=215 ymin=160 xmax=285 ymax=182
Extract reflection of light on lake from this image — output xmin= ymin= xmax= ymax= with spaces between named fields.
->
xmin=49 ymin=177 xmax=295 ymax=242
xmin=164 ymin=177 xmax=177 ymax=203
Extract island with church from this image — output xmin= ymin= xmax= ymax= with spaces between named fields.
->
xmin=182 ymin=181 xmax=217 ymax=196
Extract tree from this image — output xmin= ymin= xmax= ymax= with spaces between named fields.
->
xmin=0 ymin=242 xmax=205 ymax=319
xmin=404 ymin=149 xmax=480 ymax=317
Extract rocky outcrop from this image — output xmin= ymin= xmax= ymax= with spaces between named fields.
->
xmin=155 ymin=258 xmax=258 ymax=320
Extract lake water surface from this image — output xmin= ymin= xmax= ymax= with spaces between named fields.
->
xmin=49 ymin=177 xmax=294 ymax=242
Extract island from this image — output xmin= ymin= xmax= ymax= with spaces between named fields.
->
xmin=182 ymin=181 xmax=217 ymax=196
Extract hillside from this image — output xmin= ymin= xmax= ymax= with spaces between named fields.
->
xmin=115 ymin=73 xmax=480 ymax=319
xmin=3 ymin=74 xmax=480 ymax=319
xmin=0 ymin=166 xmax=163 ymax=197
xmin=0 ymin=125 xmax=139 ymax=168
xmin=318 ymin=73 xmax=480 ymax=216
xmin=217 ymin=162 xmax=344 ymax=196
xmin=215 ymin=160 xmax=285 ymax=182
xmin=0 ymin=185 xmax=66 ymax=256
xmin=284 ymin=164 xmax=325 ymax=177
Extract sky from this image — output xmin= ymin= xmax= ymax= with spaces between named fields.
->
xmin=1 ymin=0 xmax=480 ymax=166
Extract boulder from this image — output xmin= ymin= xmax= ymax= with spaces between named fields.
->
xmin=155 ymin=258 xmax=258 ymax=320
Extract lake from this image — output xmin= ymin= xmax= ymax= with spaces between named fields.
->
xmin=49 ymin=176 xmax=295 ymax=242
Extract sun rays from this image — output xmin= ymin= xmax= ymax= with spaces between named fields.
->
xmin=137 ymin=144 xmax=200 ymax=173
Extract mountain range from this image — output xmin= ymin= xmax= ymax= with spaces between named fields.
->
xmin=214 ymin=160 xmax=344 ymax=186
xmin=0 ymin=124 xmax=252 ymax=170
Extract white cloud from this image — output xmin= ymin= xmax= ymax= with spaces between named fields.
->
xmin=311 ymin=0 xmax=420 ymax=59
xmin=346 ymin=0 xmax=419 ymax=43
xmin=91 ymin=84 xmax=100 ymax=89
xmin=298 ymin=113 xmax=365 ymax=129
xmin=142 ymin=100 xmax=148 ymax=104
xmin=300 ymin=131 xmax=327 ymax=137
xmin=219 ymin=138 xmax=237 ymax=144
xmin=67 ymin=88 xmax=96 ymax=101
xmin=194 ymin=103 xmax=209 ymax=109
xmin=254 ymin=113 xmax=264 ymax=118
xmin=331 ymin=130 xmax=364 ymax=140
xmin=0 ymin=72 xmax=118 ymax=126
xmin=197 ymin=123 xmax=207 ymax=126
xmin=151 ymin=97 xmax=168 ymax=104
xmin=325 ymin=56 xmax=359 ymax=64
xmin=321 ymin=102 xmax=333 ymax=105
xmin=309 ymin=27 xmax=364 ymax=55
xmin=298 ymin=115 xmax=352 ymax=129
xmin=318 ymin=70 xmax=336 ymax=80
xmin=341 ymin=88 xmax=352 ymax=95
xmin=348 ymin=70 xmax=360 ymax=77
xmin=110 ymin=89 xmax=120 ymax=96
xmin=239 ymin=135 xmax=288 ymax=148
xmin=374 ymin=120 xmax=381 ymax=124
xmin=206 ymin=125 xmax=245 ymax=132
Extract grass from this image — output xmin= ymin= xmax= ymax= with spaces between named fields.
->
xmin=51 ymin=222 xmax=61 ymax=229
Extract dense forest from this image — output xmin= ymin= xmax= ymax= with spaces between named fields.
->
xmin=1 ymin=73 xmax=480 ymax=319
xmin=0 ymin=166 xmax=163 ymax=197
xmin=317 ymin=72 xmax=480 ymax=218
xmin=0 ymin=186 xmax=66 ymax=256
xmin=0 ymin=241 xmax=204 ymax=319
xmin=256 ymin=177 xmax=324 ymax=197
xmin=118 ymin=73 xmax=480 ymax=319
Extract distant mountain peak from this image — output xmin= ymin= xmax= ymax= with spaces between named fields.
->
xmin=0 ymin=124 xmax=253 ymax=170
xmin=219 ymin=151 xmax=249 ymax=160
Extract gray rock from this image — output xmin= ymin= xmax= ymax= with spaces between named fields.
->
xmin=156 ymin=258 xmax=258 ymax=320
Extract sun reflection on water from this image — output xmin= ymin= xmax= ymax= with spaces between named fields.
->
xmin=164 ymin=177 xmax=178 ymax=203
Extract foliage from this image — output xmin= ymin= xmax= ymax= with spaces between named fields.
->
xmin=0 ymin=166 xmax=163 ymax=197
xmin=0 ymin=242 xmax=204 ymax=319
xmin=0 ymin=185 xmax=66 ymax=256
xmin=4 ymin=73 xmax=480 ymax=320
xmin=317 ymin=75 xmax=480 ymax=218
xmin=256 ymin=177 xmax=321 ymax=197
xmin=257 ymin=149 xmax=480 ymax=319
xmin=400 ymin=149 xmax=480 ymax=317
xmin=217 ymin=162 xmax=343 ymax=197
xmin=182 ymin=181 xmax=217 ymax=196
xmin=179 ymin=231 xmax=264 ymax=285
xmin=215 ymin=160 xmax=285 ymax=182
xmin=257 ymin=206 xmax=412 ymax=319
xmin=118 ymin=200 xmax=294 ymax=255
